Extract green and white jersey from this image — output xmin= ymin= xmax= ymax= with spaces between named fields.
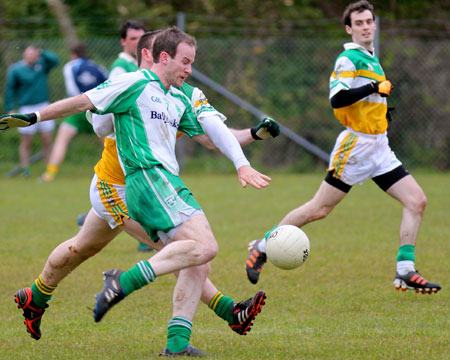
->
xmin=85 ymin=68 xmax=204 ymax=176
xmin=109 ymin=52 xmax=138 ymax=79
xmin=329 ymin=42 xmax=388 ymax=135
xmin=179 ymin=82 xmax=226 ymax=123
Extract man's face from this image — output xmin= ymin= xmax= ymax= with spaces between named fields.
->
xmin=346 ymin=10 xmax=376 ymax=49
xmin=121 ymin=28 xmax=145 ymax=58
xmin=164 ymin=42 xmax=196 ymax=88
xmin=23 ymin=46 xmax=40 ymax=66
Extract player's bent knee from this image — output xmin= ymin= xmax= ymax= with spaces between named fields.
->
xmin=411 ymin=193 xmax=427 ymax=215
xmin=306 ymin=206 xmax=332 ymax=222
xmin=183 ymin=242 xmax=217 ymax=266
xmin=317 ymin=207 xmax=332 ymax=220
xmin=72 ymin=237 xmax=109 ymax=258
xmin=73 ymin=244 xmax=102 ymax=259
xmin=191 ymin=232 xmax=218 ymax=263
xmin=197 ymin=244 xmax=218 ymax=264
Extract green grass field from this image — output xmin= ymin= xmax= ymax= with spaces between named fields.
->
xmin=1 ymin=172 xmax=449 ymax=359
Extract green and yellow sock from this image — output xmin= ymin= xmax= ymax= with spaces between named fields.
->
xmin=396 ymin=245 xmax=415 ymax=262
xmin=31 ymin=275 xmax=57 ymax=308
xmin=208 ymin=291 xmax=234 ymax=324
xmin=46 ymin=164 xmax=59 ymax=176
xmin=119 ymin=260 xmax=156 ymax=296
xmin=42 ymin=164 xmax=58 ymax=181
xmin=167 ymin=317 xmax=192 ymax=353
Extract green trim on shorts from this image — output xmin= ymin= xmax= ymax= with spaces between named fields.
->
xmin=63 ymin=112 xmax=93 ymax=133
xmin=126 ymin=166 xmax=201 ymax=241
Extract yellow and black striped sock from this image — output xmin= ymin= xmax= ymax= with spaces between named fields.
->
xmin=31 ymin=275 xmax=57 ymax=308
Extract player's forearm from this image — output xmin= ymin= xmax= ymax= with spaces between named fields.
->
xmin=201 ymin=115 xmax=250 ymax=170
xmin=330 ymin=83 xmax=375 ymax=108
xmin=39 ymin=94 xmax=95 ymax=121
xmin=41 ymin=49 xmax=60 ymax=69
xmin=229 ymin=128 xmax=254 ymax=147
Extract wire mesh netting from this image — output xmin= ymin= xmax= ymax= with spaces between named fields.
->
xmin=0 ymin=19 xmax=449 ymax=175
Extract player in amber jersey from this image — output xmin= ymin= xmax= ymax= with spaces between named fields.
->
xmin=244 ymin=0 xmax=441 ymax=295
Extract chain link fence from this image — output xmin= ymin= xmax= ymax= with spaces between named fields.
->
xmin=0 ymin=19 xmax=449 ymax=176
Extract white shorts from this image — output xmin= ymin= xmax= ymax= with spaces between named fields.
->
xmin=18 ymin=102 xmax=55 ymax=135
xmin=90 ymin=173 xmax=129 ymax=229
xmin=328 ymin=128 xmax=402 ymax=186
xmin=89 ymin=173 xmax=203 ymax=243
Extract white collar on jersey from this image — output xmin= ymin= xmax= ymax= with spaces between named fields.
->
xmin=343 ymin=42 xmax=376 ymax=57
xmin=118 ymin=52 xmax=138 ymax=65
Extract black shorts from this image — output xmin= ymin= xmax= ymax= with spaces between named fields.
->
xmin=372 ymin=165 xmax=409 ymax=192
xmin=324 ymin=165 xmax=409 ymax=193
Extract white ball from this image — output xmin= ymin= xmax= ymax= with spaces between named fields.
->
xmin=266 ymin=225 xmax=310 ymax=270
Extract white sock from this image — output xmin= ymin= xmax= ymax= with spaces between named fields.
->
xmin=397 ymin=260 xmax=415 ymax=276
xmin=258 ymin=238 xmax=266 ymax=253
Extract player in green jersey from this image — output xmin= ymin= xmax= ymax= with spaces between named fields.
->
xmin=2 ymin=27 xmax=273 ymax=356
xmin=39 ymin=43 xmax=108 ymax=182
xmin=4 ymin=45 xmax=59 ymax=177
xmin=78 ymin=20 xmax=153 ymax=252
xmin=110 ymin=20 xmax=146 ymax=77
xmin=244 ymin=0 xmax=441 ymax=295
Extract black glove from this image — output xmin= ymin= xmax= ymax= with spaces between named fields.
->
xmin=0 ymin=113 xmax=37 ymax=133
xmin=386 ymin=107 xmax=395 ymax=122
xmin=251 ymin=117 xmax=280 ymax=140
xmin=372 ymin=80 xmax=393 ymax=97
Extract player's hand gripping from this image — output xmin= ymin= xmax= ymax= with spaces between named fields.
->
xmin=237 ymin=165 xmax=271 ymax=189
xmin=372 ymin=80 xmax=393 ymax=97
xmin=0 ymin=113 xmax=38 ymax=133
xmin=251 ymin=117 xmax=280 ymax=140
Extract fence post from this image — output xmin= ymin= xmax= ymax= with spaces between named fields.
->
xmin=375 ymin=16 xmax=380 ymax=56
xmin=176 ymin=12 xmax=186 ymax=171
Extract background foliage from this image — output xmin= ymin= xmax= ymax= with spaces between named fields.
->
xmin=0 ymin=1 xmax=449 ymax=175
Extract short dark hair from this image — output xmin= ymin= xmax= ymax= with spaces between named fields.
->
xmin=71 ymin=42 xmax=87 ymax=58
xmin=152 ymin=26 xmax=197 ymax=64
xmin=136 ymin=30 xmax=164 ymax=66
xmin=342 ymin=0 xmax=375 ymax=27
xmin=120 ymin=20 xmax=146 ymax=39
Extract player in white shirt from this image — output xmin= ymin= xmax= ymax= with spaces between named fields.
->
xmin=2 ymin=27 xmax=275 ymax=356
xmin=40 ymin=43 xmax=108 ymax=181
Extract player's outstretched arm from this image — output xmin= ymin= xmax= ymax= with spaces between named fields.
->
xmin=193 ymin=115 xmax=272 ymax=189
xmin=195 ymin=115 xmax=251 ymax=169
xmin=0 ymin=94 xmax=95 ymax=133
xmin=40 ymin=94 xmax=95 ymax=120
xmin=230 ymin=117 xmax=280 ymax=147
xmin=237 ymin=165 xmax=271 ymax=189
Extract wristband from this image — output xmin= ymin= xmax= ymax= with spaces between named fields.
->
xmin=26 ymin=112 xmax=38 ymax=125
xmin=250 ymin=127 xmax=262 ymax=140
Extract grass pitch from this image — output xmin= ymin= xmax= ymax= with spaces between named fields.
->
xmin=0 ymin=172 xmax=449 ymax=359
